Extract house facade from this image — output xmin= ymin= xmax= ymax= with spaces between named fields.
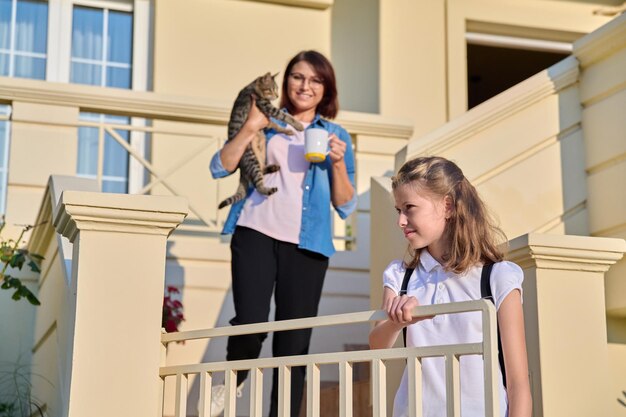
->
xmin=0 ymin=1 xmax=624 ymax=416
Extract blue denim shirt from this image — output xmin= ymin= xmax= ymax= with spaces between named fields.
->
xmin=209 ymin=114 xmax=356 ymax=257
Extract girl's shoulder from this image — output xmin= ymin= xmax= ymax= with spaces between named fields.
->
xmin=491 ymin=260 xmax=523 ymax=279
xmin=488 ymin=260 xmax=524 ymax=309
xmin=382 ymin=259 xmax=409 ymax=293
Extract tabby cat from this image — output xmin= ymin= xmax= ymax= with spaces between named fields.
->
xmin=218 ymin=72 xmax=304 ymax=209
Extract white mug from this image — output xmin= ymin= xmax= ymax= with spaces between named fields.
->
xmin=304 ymin=128 xmax=330 ymax=163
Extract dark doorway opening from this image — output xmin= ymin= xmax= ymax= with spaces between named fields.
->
xmin=467 ymin=44 xmax=568 ymax=109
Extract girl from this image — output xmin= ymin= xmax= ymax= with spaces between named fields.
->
xmin=210 ymin=50 xmax=356 ymax=417
xmin=369 ymin=156 xmax=531 ymax=417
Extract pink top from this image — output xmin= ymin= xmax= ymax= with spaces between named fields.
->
xmin=237 ymin=124 xmax=310 ymax=243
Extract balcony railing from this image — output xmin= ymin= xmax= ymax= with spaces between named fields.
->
xmin=160 ymin=299 xmax=500 ymax=417
xmin=0 ymin=75 xmax=413 ymax=249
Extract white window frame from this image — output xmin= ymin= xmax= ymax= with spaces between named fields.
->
xmin=1 ymin=0 xmax=49 ymax=78
xmin=46 ymin=0 xmax=152 ymax=193
xmin=0 ymin=106 xmax=11 ymax=215
xmin=465 ymin=32 xmax=572 ymax=54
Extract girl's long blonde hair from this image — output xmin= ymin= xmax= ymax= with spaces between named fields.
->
xmin=392 ymin=156 xmax=506 ymax=273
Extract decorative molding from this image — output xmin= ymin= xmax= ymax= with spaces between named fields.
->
xmin=0 ymin=77 xmax=413 ymax=140
xmin=586 ymin=151 xmax=626 ymax=176
xmin=245 ymin=0 xmax=333 ymax=10
xmin=506 ymin=233 xmax=626 ymax=272
xmin=574 ymin=12 xmax=626 ymax=67
xmin=27 ymin=184 xmax=55 ymax=257
xmin=54 ymin=191 xmax=188 ymax=242
xmin=336 ymin=110 xmax=414 ymax=139
xmin=405 ymin=56 xmax=580 ymax=160
xmin=0 ymin=76 xmax=232 ymax=125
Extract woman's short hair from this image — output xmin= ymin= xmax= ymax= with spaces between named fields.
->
xmin=280 ymin=50 xmax=339 ymax=119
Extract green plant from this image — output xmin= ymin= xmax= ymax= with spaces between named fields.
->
xmin=0 ymin=219 xmax=44 ymax=306
xmin=0 ymin=361 xmax=47 ymax=417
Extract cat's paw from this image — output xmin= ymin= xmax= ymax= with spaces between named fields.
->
xmin=264 ymin=164 xmax=280 ymax=174
xmin=257 ymin=186 xmax=278 ymax=196
xmin=275 ymin=127 xmax=294 ymax=136
xmin=292 ymin=121 xmax=305 ymax=131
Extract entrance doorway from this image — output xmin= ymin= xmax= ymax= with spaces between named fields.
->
xmin=467 ymin=36 xmax=570 ymax=109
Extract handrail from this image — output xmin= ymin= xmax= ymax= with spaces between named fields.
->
xmin=0 ymin=76 xmax=413 ymax=139
xmin=161 ymin=299 xmax=492 ymax=343
xmin=1 ymin=75 xmax=413 ymax=242
xmin=160 ymin=300 xmax=499 ymax=417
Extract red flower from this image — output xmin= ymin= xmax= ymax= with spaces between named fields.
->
xmin=162 ymin=285 xmax=185 ymax=341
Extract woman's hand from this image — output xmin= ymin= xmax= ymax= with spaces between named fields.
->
xmin=242 ymin=97 xmax=270 ymax=134
xmin=328 ymin=134 xmax=346 ymax=164
xmin=218 ymin=98 xmax=269 ymax=172
xmin=328 ymin=134 xmax=354 ymax=206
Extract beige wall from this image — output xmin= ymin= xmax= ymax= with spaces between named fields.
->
xmin=331 ymin=0 xmax=379 ymax=113
xmin=609 ymin=343 xmax=626 ymax=417
xmin=575 ymin=15 xmax=626 ymax=325
xmin=4 ymin=102 xmax=78 ymax=238
xmin=0 ymin=1 xmax=624 ymax=415
xmin=399 ymin=55 xmax=586 ymax=241
xmin=378 ymin=0 xmax=613 ymax=140
xmin=446 ymin=0 xmax=612 ymax=118
xmin=379 ymin=0 xmax=448 ymax=138
xmin=152 ymin=0 xmax=330 ymax=101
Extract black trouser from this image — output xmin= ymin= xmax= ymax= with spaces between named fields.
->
xmin=226 ymin=226 xmax=328 ymax=417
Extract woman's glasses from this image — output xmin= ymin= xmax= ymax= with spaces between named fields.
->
xmin=289 ymin=72 xmax=324 ymax=89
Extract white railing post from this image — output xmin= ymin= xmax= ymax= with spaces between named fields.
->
xmin=249 ymin=367 xmax=264 ymax=417
xmin=339 ymin=361 xmax=353 ymax=417
xmin=224 ymin=368 xmax=238 ymax=417
xmin=406 ymin=356 xmax=422 ymax=417
xmin=278 ymin=365 xmax=291 ymax=417
xmin=481 ymin=301 xmax=499 ymax=417
xmin=444 ymin=354 xmax=461 ymax=417
xmin=53 ymin=191 xmax=187 ymax=417
xmin=306 ymin=363 xmax=320 ymax=417
xmin=198 ymin=371 xmax=212 ymax=417
xmin=175 ymin=374 xmax=188 ymax=417
xmin=371 ymin=353 xmax=387 ymax=416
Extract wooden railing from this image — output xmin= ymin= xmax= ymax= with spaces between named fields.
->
xmin=160 ymin=299 xmax=499 ymax=417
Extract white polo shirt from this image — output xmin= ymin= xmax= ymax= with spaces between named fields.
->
xmin=382 ymin=250 xmax=523 ymax=417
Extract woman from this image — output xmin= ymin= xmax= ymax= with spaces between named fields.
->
xmin=209 ymin=50 xmax=356 ymax=417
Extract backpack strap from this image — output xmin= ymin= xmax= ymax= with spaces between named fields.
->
xmin=400 ymin=267 xmax=415 ymax=347
xmin=480 ymin=262 xmax=507 ymax=388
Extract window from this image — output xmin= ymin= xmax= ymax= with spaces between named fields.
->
xmin=77 ymin=112 xmax=130 ymax=193
xmin=0 ymin=0 xmax=148 ymax=206
xmin=0 ymin=105 xmax=10 ymax=214
xmin=0 ymin=0 xmax=48 ymax=79
xmin=0 ymin=0 xmax=47 ymax=213
xmin=70 ymin=2 xmax=134 ymax=193
xmin=70 ymin=5 xmax=132 ymax=88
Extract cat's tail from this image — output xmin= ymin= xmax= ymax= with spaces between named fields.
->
xmin=218 ymin=184 xmax=246 ymax=209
